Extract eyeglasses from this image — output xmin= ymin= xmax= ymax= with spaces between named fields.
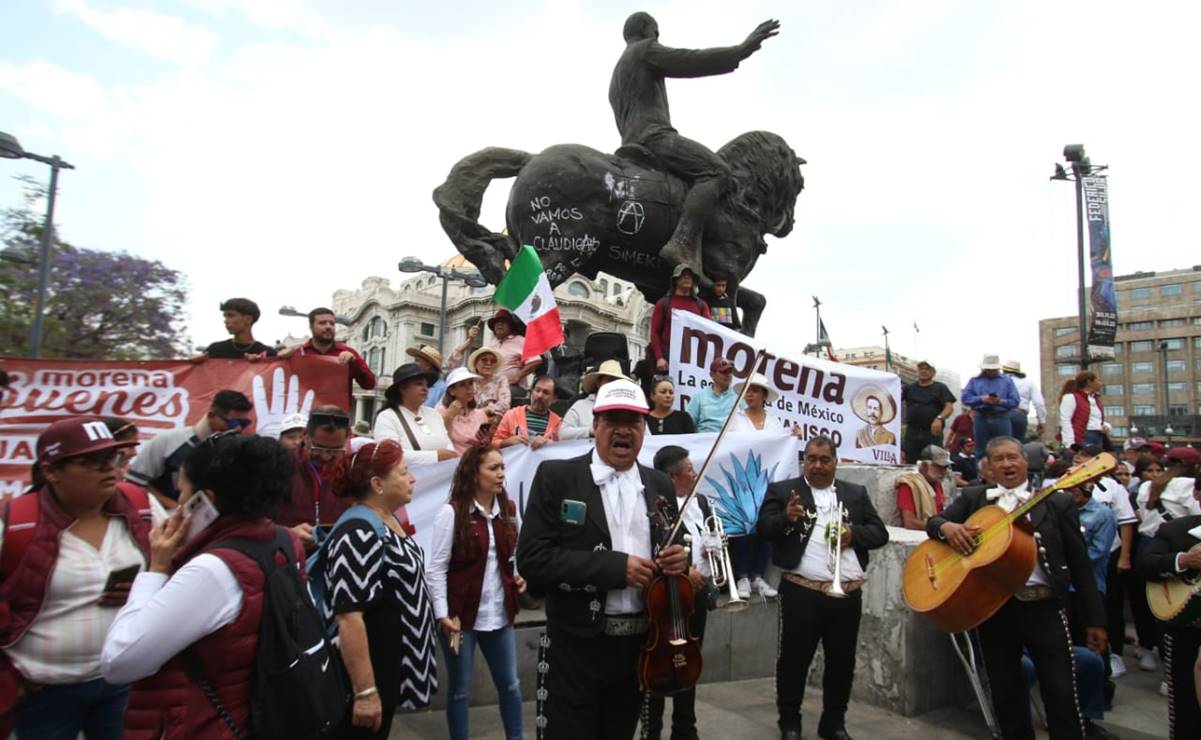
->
xmin=309 ymin=443 xmax=345 ymax=457
xmin=65 ymin=449 xmax=125 ymax=470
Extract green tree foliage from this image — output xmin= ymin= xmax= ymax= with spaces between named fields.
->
xmin=1 ymin=177 xmax=189 ymax=359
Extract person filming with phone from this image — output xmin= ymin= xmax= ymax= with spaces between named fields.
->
xmin=100 ymin=432 xmax=301 ymax=738
xmin=0 ymin=417 xmax=164 ymax=740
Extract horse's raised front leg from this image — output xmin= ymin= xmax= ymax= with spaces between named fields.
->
xmin=736 ymin=286 xmax=766 ymax=337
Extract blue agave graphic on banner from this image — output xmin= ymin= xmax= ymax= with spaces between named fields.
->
xmin=706 ymin=451 xmax=778 ymax=536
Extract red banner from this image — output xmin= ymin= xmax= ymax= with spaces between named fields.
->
xmin=0 ymin=357 xmax=351 ymax=498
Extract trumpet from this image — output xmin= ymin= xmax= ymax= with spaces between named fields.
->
xmin=701 ymin=514 xmax=749 ymax=612
xmin=825 ymin=502 xmax=849 ymax=598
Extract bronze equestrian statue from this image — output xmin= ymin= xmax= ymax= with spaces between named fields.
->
xmin=433 ymin=13 xmax=802 ymax=337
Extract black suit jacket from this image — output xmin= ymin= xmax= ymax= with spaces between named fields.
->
xmin=516 ymin=452 xmax=677 ymax=638
xmin=1136 ymin=514 xmax=1201 ymax=581
xmin=757 ymin=477 xmax=888 ymax=572
xmin=926 ymin=485 xmax=1106 ymax=628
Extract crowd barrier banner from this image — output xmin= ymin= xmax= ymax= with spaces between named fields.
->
xmin=668 ymin=310 xmax=902 ymax=465
xmin=405 ymin=432 xmax=802 ymax=554
xmin=0 ymin=357 xmax=350 ymax=498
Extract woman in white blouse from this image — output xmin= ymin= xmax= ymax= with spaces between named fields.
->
xmin=426 ymin=445 xmax=525 ymax=740
xmin=373 ymin=363 xmax=458 ymax=464
xmin=729 ymin=372 xmax=797 ymax=434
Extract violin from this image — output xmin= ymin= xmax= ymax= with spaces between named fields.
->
xmin=638 ymin=497 xmax=703 ymax=695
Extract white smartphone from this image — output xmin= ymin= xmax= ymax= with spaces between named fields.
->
xmin=181 ymin=491 xmax=220 ymax=542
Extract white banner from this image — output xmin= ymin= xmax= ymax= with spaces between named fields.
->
xmin=405 ymin=432 xmax=802 ymax=553
xmin=668 ymin=311 xmax=902 ymax=465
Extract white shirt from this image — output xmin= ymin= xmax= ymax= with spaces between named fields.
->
xmin=985 ymin=481 xmax=1051 ymax=587
xmin=728 ymin=409 xmax=788 ymax=433
xmin=1091 ymin=476 xmax=1138 ymax=553
xmin=426 ymin=500 xmax=507 ymax=631
xmin=372 ymin=406 xmax=454 ymax=465
xmin=1011 ymin=376 xmax=1047 ymax=423
xmin=101 ymin=554 xmax=243 ymax=684
xmin=1136 ymin=477 xmax=1201 ymax=538
xmin=559 ymin=396 xmax=595 ymax=440
xmin=1058 ymin=394 xmax=1104 ymax=449
xmin=794 ymin=481 xmax=864 ymax=583
xmin=591 ymin=450 xmax=651 ymax=614
xmin=675 ymin=495 xmax=711 ymax=578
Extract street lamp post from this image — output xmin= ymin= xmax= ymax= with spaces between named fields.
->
xmin=1051 ymin=145 xmax=1107 ymax=370
xmin=397 ymin=257 xmax=487 ymax=355
xmin=278 ymin=305 xmax=352 ymax=326
xmin=0 ymin=132 xmax=75 ymax=358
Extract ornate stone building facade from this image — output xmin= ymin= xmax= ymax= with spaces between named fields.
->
xmin=329 ymin=257 xmax=652 ymax=423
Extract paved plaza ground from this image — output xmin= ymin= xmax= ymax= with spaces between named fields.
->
xmin=391 ymin=646 xmax=1170 ymax=738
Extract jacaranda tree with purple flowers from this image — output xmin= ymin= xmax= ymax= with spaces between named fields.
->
xmin=1 ymin=177 xmax=189 ymax=359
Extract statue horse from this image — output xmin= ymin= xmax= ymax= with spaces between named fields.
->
xmin=432 ymin=130 xmax=804 ymax=337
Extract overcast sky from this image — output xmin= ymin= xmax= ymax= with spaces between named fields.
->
xmin=2 ymin=0 xmax=1199 ymax=388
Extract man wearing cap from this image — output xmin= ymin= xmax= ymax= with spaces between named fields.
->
xmin=1136 ymin=510 xmax=1201 ymax=739
xmin=901 ymin=361 xmax=955 ymax=465
xmin=487 ymin=309 xmax=542 ymax=391
xmin=895 ymin=445 xmax=950 ymax=530
xmin=950 ymin=438 xmax=978 ymax=486
xmin=1002 ymin=360 xmax=1046 ymax=442
xmin=127 ymin=389 xmax=252 ymax=508
xmin=277 ymin=413 xmax=308 ymax=452
xmin=277 ymin=307 xmax=376 ymax=406
xmin=275 ymin=405 xmax=353 ymax=549
xmin=560 ymin=360 xmax=627 ymax=440
xmin=686 ymin=358 xmax=738 ymax=433
xmin=961 ymin=355 xmax=1020 ymax=459
xmin=649 ymin=265 xmax=711 ymax=373
xmin=492 ymin=375 xmax=563 ymax=449
xmin=516 ymin=378 xmax=689 ymax=740
xmin=758 ymin=435 xmax=889 ymax=740
xmin=406 ymin=345 xmax=448 ymax=407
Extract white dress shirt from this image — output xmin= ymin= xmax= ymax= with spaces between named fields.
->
xmin=794 ymin=481 xmax=864 ymax=583
xmin=985 ymin=481 xmax=1050 ymax=587
xmin=1136 ymin=477 xmax=1201 ymax=538
xmin=426 ymin=500 xmax=507 ymax=631
xmin=1012 ymin=376 xmax=1047 ymax=423
xmin=372 ymin=406 xmax=454 ymax=465
xmin=101 ymin=554 xmax=244 ymax=684
xmin=591 ymin=451 xmax=651 ymax=614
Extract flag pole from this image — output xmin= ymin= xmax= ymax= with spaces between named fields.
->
xmin=882 ymin=325 xmax=892 ymax=371
xmin=813 ymin=296 xmax=822 ymax=357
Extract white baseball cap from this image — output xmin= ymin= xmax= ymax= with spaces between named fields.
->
xmin=592 ymin=378 xmax=649 ymax=415
xmin=280 ymin=413 xmax=308 ymax=434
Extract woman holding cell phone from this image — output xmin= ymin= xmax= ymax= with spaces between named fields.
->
xmin=425 ymin=445 xmax=525 ymax=740
xmin=0 ymin=416 xmax=161 ymax=740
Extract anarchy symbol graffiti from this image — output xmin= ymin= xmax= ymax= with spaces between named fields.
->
xmin=616 ymin=200 xmax=645 ymax=235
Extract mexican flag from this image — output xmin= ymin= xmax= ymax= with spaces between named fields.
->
xmin=493 ymin=245 xmax=564 ymax=362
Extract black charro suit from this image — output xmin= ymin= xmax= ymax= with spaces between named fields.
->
xmin=757 ymin=477 xmax=887 ymax=736
xmin=516 ymin=452 xmax=677 ymax=740
xmin=1136 ymin=514 xmax=1201 ymax=740
xmin=927 ymin=485 xmax=1103 ymax=740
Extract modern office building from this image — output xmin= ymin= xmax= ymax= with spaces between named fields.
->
xmin=1038 ymin=265 xmax=1201 ymax=444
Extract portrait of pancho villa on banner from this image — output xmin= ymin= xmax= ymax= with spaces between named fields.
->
xmin=851 ymin=385 xmax=897 ymax=449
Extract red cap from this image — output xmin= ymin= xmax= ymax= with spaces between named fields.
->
xmin=709 ymin=358 xmax=734 ymax=373
xmin=37 ymin=417 xmax=137 ymax=465
xmin=1165 ymin=446 xmax=1201 ymax=467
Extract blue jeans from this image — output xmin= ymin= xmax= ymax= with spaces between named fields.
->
xmin=1022 ymin=646 xmax=1105 ymax=720
xmin=437 ymin=624 xmax=522 ymax=740
xmin=1009 ymin=410 xmax=1028 ymax=443
xmin=13 ymin=678 xmax=128 ymax=740
xmin=972 ymin=413 xmax=1013 ymax=459
xmin=1083 ymin=430 xmax=1105 ymax=449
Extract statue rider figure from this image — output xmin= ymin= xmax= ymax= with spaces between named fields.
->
xmin=609 ymin=12 xmax=779 ymax=277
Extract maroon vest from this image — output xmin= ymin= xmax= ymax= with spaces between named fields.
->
xmin=446 ymin=499 xmax=519 ymax=630
xmin=275 ymin=451 xmax=351 ymax=532
xmin=1 ymin=484 xmax=152 ymax=649
xmin=1069 ymin=390 xmax=1104 ymax=444
xmin=121 ymin=516 xmax=293 ymax=740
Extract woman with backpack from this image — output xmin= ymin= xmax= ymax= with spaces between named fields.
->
xmin=0 ymin=417 xmax=155 ymax=740
xmin=321 ymin=440 xmax=437 ymax=738
xmin=425 ymin=445 xmax=525 ymax=740
xmin=101 ymin=432 xmax=302 ymax=739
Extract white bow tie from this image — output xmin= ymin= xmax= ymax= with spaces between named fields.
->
xmin=591 ymin=461 xmax=637 ymax=488
xmin=986 ymin=486 xmax=1030 ymax=512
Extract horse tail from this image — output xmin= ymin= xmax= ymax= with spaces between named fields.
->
xmin=432 ymin=147 xmax=532 ymax=284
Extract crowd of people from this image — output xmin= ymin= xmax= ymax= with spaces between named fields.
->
xmin=2 ymin=293 xmax=1199 ymax=740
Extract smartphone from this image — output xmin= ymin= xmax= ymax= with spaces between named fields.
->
xmin=103 ymin=563 xmax=141 ymax=592
xmin=182 ymin=490 xmax=221 ymax=542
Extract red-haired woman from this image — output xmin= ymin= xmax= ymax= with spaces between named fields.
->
xmin=322 ymin=441 xmax=437 ymax=738
xmin=1058 ymin=371 xmax=1108 ymax=450
xmin=425 ymin=445 xmax=524 ymax=740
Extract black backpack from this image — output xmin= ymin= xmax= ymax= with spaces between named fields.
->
xmin=184 ymin=528 xmax=350 ymax=740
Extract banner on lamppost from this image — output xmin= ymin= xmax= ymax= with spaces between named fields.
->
xmin=1084 ymin=175 xmax=1117 ymax=360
